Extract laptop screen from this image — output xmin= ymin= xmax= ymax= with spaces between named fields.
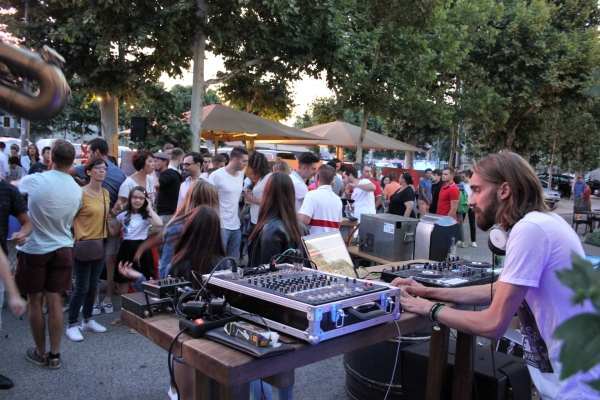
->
xmin=301 ymin=231 xmax=357 ymax=278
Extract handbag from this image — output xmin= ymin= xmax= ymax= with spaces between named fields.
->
xmin=74 ymin=190 xmax=106 ymax=262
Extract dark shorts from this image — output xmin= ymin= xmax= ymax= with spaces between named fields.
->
xmin=15 ymin=247 xmax=74 ymax=294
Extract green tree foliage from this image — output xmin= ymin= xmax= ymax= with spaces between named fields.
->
xmin=218 ymin=73 xmax=295 ymax=121
xmin=464 ymin=0 xmax=600 ymax=153
xmin=168 ymin=85 xmax=219 ymax=117
xmin=1 ymin=0 xmax=201 ymax=156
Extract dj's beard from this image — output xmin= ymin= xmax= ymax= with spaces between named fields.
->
xmin=473 ymin=196 xmax=500 ymax=231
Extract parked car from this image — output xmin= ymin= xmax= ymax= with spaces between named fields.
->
xmin=537 ymin=174 xmax=572 ymax=198
xmin=543 ymin=188 xmax=560 ymax=211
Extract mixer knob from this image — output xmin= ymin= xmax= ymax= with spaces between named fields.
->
xmin=391 ymin=266 xmax=396 ymax=272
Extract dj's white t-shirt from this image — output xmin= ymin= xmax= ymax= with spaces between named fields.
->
xmin=500 ymin=211 xmax=600 ymax=399
xmin=209 ymin=167 xmax=244 ymax=230
xmin=351 ymin=179 xmax=375 ymax=222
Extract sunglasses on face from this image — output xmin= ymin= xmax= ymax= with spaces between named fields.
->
xmin=93 ymin=165 xmax=108 ymax=171
xmin=131 ymin=195 xmax=146 ymax=201
xmin=181 ymin=162 xmax=197 ymax=167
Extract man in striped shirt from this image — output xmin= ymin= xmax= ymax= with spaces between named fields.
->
xmin=299 ymin=164 xmax=343 ymax=234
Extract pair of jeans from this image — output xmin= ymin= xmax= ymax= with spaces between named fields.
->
xmin=67 ymin=255 xmax=105 ymax=325
xmin=221 ymin=228 xmax=242 ymax=260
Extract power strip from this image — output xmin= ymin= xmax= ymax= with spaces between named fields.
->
xmin=179 ymin=312 xmax=238 ymax=338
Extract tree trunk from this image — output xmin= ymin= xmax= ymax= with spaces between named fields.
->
xmin=548 ymin=135 xmax=556 ymax=190
xmin=189 ymin=0 xmax=207 ymax=152
xmin=100 ymin=92 xmax=119 ymax=158
xmin=449 ymin=123 xmax=457 ymax=167
xmin=356 ymin=108 xmax=369 ymax=164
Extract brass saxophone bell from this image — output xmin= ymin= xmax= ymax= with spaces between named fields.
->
xmin=0 ymin=40 xmax=70 ymax=122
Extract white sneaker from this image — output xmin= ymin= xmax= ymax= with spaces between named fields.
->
xmin=167 ymin=387 xmax=178 ymax=400
xmin=81 ymin=320 xmax=107 ymax=333
xmin=100 ymin=302 xmax=114 ymax=314
xmin=471 ymin=242 xmax=477 ymax=248
xmin=79 ymin=305 xmax=102 ymax=315
xmin=66 ymin=326 xmax=83 ymax=342
xmin=456 ymin=241 xmax=462 ymax=247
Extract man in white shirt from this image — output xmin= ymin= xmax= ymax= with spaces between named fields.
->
xmin=15 ymin=139 xmax=82 ymax=370
xmin=343 ymin=166 xmax=375 ymax=222
xmin=290 ymin=152 xmax=319 ymax=212
xmin=392 ymin=152 xmax=600 ymax=400
xmin=299 ymin=164 xmax=343 ymax=235
xmin=0 ymin=142 xmax=10 ymax=179
xmin=209 ymin=146 xmax=249 ymax=259
xmin=177 ymin=152 xmax=203 ymax=207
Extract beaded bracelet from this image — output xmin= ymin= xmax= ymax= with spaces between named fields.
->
xmin=428 ymin=302 xmax=444 ymax=322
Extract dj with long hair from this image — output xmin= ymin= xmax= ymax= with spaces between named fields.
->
xmin=248 ymin=172 xmax=308 ymax=268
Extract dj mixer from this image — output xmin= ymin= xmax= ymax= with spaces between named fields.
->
xmin=235 ymin=270 xmax=385 ymax=306
xmin=204 ymin=264 xmax=400 ymax=344
xmin=380 ymin=259 xmax=502 ymax=288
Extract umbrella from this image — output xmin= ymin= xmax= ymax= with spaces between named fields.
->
xmin=184 ymin=104 xmax=324 ymax=153
xmin=255 ymin=120 xmax=424 ymax=153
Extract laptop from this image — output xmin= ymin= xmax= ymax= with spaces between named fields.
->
xmin=301 ymin=231 xmax=358 ymax=278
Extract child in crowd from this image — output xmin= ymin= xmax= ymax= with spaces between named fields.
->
xmin=8 ymin=156 xmax=26 ymax=181
xmin=109 ymin=186 xmax=162 ymax=327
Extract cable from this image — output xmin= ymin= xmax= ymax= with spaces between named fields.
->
xmin=384 ymin=319 xmax=402 ymax=400
xmin=198 ymin=257 xmax=237 ymax=296
xmin=168 ymin=327 xmax=188 ymax=400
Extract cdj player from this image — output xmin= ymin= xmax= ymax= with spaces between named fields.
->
xmin=380 ymin=259 xmax=502 ymax=288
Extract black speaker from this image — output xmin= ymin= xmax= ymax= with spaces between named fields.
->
xmin=401 ymin=339 xmax=530 ymax=400
xmin=130 ymin=117 xmax=147 ymax=142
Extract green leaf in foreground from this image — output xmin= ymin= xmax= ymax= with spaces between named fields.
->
xmin=554 ymin=313 xmax=600 ymax=380
xmin=555 ymin=253 xmax=600 ymax=311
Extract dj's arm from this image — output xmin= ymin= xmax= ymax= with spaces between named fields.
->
xmin=400 ymin=282 xmax=529 ymax=340
xmin=391 ymin=278 xmax=498 ymax=307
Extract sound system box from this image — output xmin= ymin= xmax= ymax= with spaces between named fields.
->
xmin=401 ymin=339 xmax=531 ymax=400
xmin=130 ymin=117 xmax=147 ymax=142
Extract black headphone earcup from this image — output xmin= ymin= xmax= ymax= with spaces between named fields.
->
xmin=488 ymin=236 xmax=506 ymax=256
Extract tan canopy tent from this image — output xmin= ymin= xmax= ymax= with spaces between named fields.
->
xmin=184 ymin=104 xmax=324 ymax=153
xmin=255 ymin=120 xmax=424 ymax=159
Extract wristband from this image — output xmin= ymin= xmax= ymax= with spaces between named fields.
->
xmin=433 ymin=304 xmax=446 ymax=322
xmin=428 ymin=302 xmax=444 ymax=322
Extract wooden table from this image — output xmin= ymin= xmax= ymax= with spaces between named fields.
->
xmin=122 ymin=302 xmax=475 ymax=399
xmin=348 ymin=244 xmax=404 ymax=265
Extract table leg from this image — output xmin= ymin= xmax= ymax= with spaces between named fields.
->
xmin=195 ymin=369 xmax=250 ymax=400
xmin=264 ymin=370 xmax=295 ymax=400
xmin=451 ymin=331 xmax=475 ymax=400
xmin=425 ymin=324 xmax=450 ymax=400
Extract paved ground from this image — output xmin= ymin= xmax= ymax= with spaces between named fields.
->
xmin=0 ymin=196 xmax=591 ymax=399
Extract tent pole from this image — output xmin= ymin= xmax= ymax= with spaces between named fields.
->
xmin=247 ymin=138 xmax=255 ymax=151
xmin=336 ymin=146 xmax=343 ymax=162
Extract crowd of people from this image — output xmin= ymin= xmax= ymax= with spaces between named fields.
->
xmin=1 ymin=138 xmax=595 ymax=399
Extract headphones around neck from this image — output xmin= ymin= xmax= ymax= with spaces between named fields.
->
xmin=488 ymin=224 xmax=510 ymax=256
